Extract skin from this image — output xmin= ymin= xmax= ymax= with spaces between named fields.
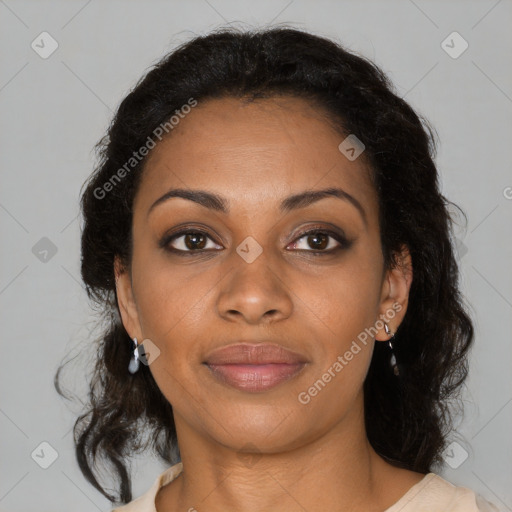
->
xmin=115 ymin=96 xmax=422 ymax=512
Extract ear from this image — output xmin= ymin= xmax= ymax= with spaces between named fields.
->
xmin=375 ymin=244 xmax=413 ymax=341
xmin=114 ymin=255 xmax=142 ymax=340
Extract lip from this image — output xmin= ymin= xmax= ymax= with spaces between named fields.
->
xmin=204 ymin=343 xmax=308 ymax=392
xmin=204 ymin=343 xmax=308 ymax=365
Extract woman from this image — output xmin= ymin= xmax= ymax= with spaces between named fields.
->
xmin=56 ymin=27 xmax=501 ymax=511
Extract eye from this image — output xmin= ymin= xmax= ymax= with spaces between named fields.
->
xmin=162 ymin=230 xmax=223 ymax=254
xmin=160 ymin=225 xmax=351 ymax=256
xmin=287 ymin=227 xmax=350 ymax=253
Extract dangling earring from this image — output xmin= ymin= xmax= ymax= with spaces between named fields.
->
xmin=128 ymin=337 xmax=140 ymax=374
xmin=384 ymin=323 xmax=400 ymax=376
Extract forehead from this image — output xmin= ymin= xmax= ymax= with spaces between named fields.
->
xmin=136 ymin=96 xmax=378 ymax=218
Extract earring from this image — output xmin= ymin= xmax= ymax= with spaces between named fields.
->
xmin=128 ymin=337 xmax=140 ymax=374
xmin=384 ymin=323 xmax=400 ymax=376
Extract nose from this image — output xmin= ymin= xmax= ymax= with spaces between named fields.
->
xmin=216 ymin=252 xmax=293 ymax=325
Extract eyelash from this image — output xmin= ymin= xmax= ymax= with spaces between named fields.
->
xmin=160 ymin=225 xmax=352 ymax=256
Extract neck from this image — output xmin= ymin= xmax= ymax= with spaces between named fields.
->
xmin=156 ymin=396 xmax=423 ymax=512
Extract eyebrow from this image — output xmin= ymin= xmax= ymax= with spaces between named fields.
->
xmin=147 ymin=186 xmax=367 ymax=226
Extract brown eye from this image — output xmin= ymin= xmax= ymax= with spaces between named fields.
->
xmin=162 ymin=230 xmax=223 ymax=253
xmin=288 ymin=227 xmax=351 ymax=254
xmin=183 ymin=232 xmax=207 ymax=250
xmin=305 ymin=232 xmax=329 ymax=250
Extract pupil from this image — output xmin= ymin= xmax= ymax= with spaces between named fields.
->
xmin=308 ymin=232 xmax=327 ymax=250
xmin=185 ymin=233 xmax=206 ymax=250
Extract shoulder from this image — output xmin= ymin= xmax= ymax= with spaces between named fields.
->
xmin=386 ymin=472 xmax=503 ymax=512
xmin=110 ymin=462 xmax=183 ymax=512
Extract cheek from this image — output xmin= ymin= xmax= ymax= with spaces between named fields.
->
xmin=291 ymin=248 xmax=382 ymax=395
xmin=293 ymin=273 xmax=378 ymax=426
xmin=131 ymin=256 xmax=213 ymax=408
xmin=130 ymin=243 xmax=224 ymax=389
xmin=294 ymin=248 xmax=383 ymax=342
xmin=131 ymin=237 xmax=211 ymax=331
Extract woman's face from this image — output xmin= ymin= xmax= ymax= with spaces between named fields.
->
xmin=116 ymin=96 xmax=411 ymax=453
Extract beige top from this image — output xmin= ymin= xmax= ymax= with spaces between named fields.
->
xmin=111 ymin=462 xmax=502 ymax=512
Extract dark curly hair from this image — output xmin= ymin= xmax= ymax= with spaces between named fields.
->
xmin=54 ymin=26 xmax=474 ymax=504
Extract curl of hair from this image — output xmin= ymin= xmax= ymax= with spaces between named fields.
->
xmin=55 ymin=26 xmax=473 ymax=504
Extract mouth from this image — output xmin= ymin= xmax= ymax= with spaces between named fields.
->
xmin=203 ymin=342 xmax=308 ymax=393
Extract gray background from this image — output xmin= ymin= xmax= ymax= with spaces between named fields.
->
xmin=1 ymin=0 xmax=511 ymax=510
